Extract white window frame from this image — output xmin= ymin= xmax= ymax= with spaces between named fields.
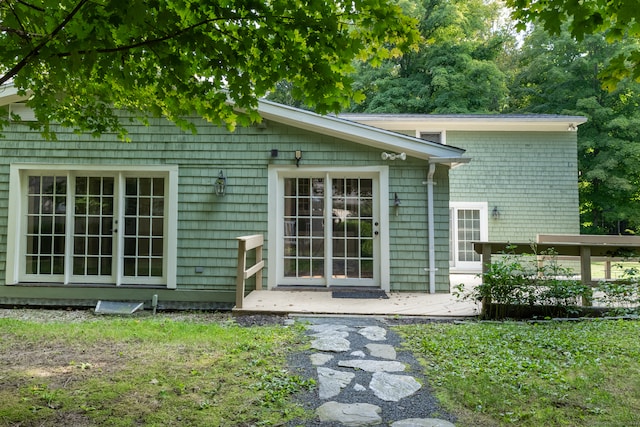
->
xmin=6 ymin=164 xmax=178 ymax=288
xmin=267 ymin=165 xmax=390 ymax=290
xmin=449 ymin=201 xmax=488 ymax=273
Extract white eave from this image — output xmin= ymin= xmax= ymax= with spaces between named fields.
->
xmin=257 ymin=99 xmax=466 ymax=162
xmin=340 ymin=113 xmax=588 ymax=133
xmin=0 ymin=83 xmax=30 ymax=106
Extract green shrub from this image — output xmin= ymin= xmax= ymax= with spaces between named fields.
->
xmin=455 ymin=244 xmax=590 ymax=319
xmin=595 ymin=264 xmax=640 ymax=315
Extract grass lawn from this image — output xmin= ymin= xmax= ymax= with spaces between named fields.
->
xmin=0 ymin=312 xmax=314 ymax=427
xmin=398 ymin=319 xmax=640 ymax=427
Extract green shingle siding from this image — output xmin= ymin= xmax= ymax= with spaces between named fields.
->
xmin=449 ymin=131 xmax=579 ymax=242
xmin=0 ymin=116 xmax=452 ymax=303
xmin=388 ymin=162 xmax=450 ymax=292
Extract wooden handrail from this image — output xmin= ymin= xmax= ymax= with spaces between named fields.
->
xmin=235 ymin=234 xmax=264 ymax=309
xmin=474 ymin=240 xmax=640 ymax=307
xmin=537 ymin=234 xmax=640 ymax=279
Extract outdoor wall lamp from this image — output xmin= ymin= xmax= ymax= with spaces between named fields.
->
xmin=295 ymin=150 xmax=302 ymax=167
xmin=381 ymin=152 xmax=407 ymax=161
xmin=492 ymin=206 xmax=500 ymax=219
xmin=214 ymin=170 xmax=226 ymax=196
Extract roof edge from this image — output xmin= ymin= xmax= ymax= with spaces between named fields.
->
xmin=256 ymin=99 xmax=466 ymax=160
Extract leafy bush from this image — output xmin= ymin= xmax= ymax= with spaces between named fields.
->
xmin=454 ymin=244 xmax=590 ymax=319
xmin=594 ymin=264 xmax=640 ymax=315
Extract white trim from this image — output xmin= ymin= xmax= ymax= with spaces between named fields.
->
xmin=6 ymin=164 xmax=178 ymax=288
xmin=258 ymin=100 xmax=466 ymax=160
xmin=267 ymin=165 xmax=390 ymax=291
xmin=342 ymin=114 xmax=588 ymax=133
xmin=449 ymin=201 xmax=488 ymax=273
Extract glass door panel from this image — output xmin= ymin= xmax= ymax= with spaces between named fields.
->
xmin=123 ymin=177 xmax=165 ymax=278
xmin=25 ymin=175 xmax=67 ymax=276
xmin=73 ymin=176 xmax=114 ymax=277
xmin=283 ymin=178 xmax=325 ymax=279
xmin=331 ymin=178 xmax=375 ymax=282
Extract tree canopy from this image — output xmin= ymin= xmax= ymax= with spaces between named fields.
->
xmin=0 ymin=0 xmax=419 ymax=138
xmin=345 ymin=0 xmax=511 ymax=113
xmin=505 ymin=0 xmax=640 ymax=90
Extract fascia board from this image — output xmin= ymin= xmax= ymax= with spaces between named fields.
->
xmin=341 ymin=115 xmax=588 ymax=133
xmin=257 ymin=100 xmax=465 ymax=160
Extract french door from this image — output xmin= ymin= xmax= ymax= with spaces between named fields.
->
xmin=17 ymin=170 xmax=171 ymax=286
xmin=277 ymin=171 xmax=382 ymax=287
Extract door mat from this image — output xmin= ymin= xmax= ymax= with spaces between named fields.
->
xmin=332 ymin=290 xmax=389 ymax=299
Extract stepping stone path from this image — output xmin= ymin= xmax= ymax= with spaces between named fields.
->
xmin=295 ymin=317 xmax=457 ymax=426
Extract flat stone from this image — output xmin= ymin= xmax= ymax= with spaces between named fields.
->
xmin=317 ymin=367 xmax=355 ymax=399
xmin=311 ymin=335 xmax=350 ymax=352
xmin=310 ymin=353 xmax=334 ymax=366
xmin=391 ymin=418 xmax=456 ymax=427
xmin=366 ymin=343 xmax=397 ymax=360
xmin=338 ymin=359 xmax=406 ymax=372
xmin=358 ymin=325 xmax=387 ymax=341
xmin=316 ymin=401 xmax=382 ymax=426
xmin=370 ymin=372 xmax=422 ymax=401
xmin=350 ymin=350 xmax=366 ymax=358
xmin=312 ymin=329 xmax=350 ymax=339
xmin=307 ymin=324 xmax=352 ymax=334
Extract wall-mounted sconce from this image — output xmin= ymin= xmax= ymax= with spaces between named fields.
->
xmin=295 ymin=150 xmax=302 ymax=167
xmin=381 ymin=152 xmax=407 ymax=161
xmin=214 ymin=170 xmax=226 ymax=196
xmin=492 ymin=206 xmax=500 ymax=220
xmin=270 ymin=149 xmax=279 ymax=158
xmin=394 ymin=193 xmax=401 ymax=216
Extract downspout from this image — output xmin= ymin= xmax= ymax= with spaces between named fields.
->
xmin=426 ymin=163 xmax=437 ymax=294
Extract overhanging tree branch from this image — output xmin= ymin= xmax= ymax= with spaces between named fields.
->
xmin=0 ymin=0 xmax=90 ymax=85
xmin=53 ymin=15 xmax=253 ymax=58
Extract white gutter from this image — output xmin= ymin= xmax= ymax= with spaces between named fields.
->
xmin=426 ymin=163 xmax=437 ymax=294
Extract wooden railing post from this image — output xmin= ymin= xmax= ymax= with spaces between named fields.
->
xmin=580 ymin=245 xmax=593 ymax=306
xmin=235 ymin=234 xmax=265 ymax=309
xmin=235 ymin=238 xmax=248 ymax=309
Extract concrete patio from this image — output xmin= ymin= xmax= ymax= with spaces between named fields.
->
xmin=234 ymin=274 xmax=481 ymax=317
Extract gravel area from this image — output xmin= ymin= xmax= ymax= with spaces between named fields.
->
xmin=0 ymin=307 xmax=289 ymax=326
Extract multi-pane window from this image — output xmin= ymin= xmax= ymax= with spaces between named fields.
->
xmin=15 ymin=169 xmax=172 ymax=286
xmin=449 ymin=202 xmax=488 ymax=271
xmin=457 ymin=209 xmax=481 ymax=262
